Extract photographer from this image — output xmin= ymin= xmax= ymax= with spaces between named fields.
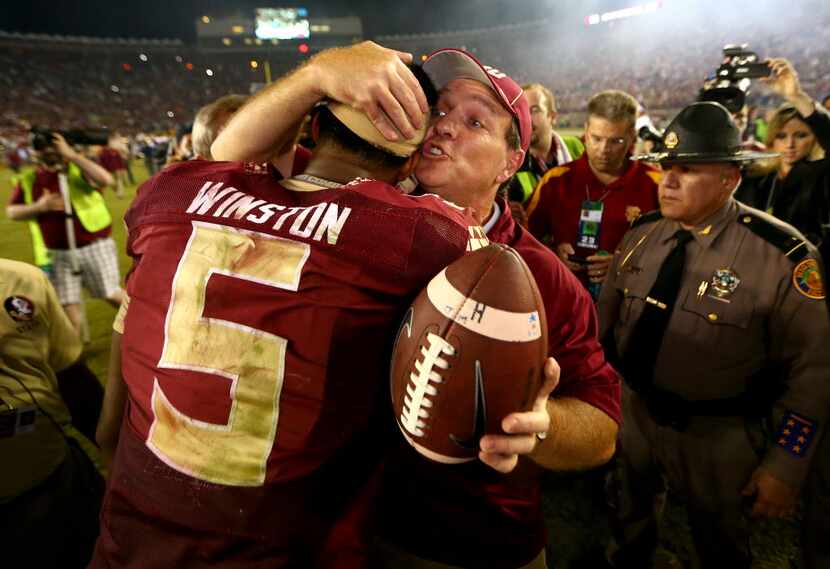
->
xmin=5 ymin=130 xmax=124 ymax=334
xmin=734 ymin=58 xmax=830 ymax=252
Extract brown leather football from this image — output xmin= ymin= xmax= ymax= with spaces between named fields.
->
xmin=390 ymin=243 xmax=548 ymax=464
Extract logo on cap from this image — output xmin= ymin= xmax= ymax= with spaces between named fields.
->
xmin=483 ymin=65 xmax=507 ymax=80
xmin=665 ymin=132 xmax=679 ymax=149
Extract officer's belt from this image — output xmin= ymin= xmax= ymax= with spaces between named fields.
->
xmin=625 ymin=379 xmax=785 ymax=432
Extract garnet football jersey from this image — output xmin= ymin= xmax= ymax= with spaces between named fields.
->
xmin=91 ymin=160 xmax=481 ymax=568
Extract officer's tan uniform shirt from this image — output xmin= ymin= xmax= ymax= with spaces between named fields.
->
xmin=599 ymin=198 xmax=830 ymax=488
xmin=0 ymin=259 xmax=81 ymax=502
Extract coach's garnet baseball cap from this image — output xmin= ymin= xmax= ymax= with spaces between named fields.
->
xmin=422 ymin=48 xmax=531 ymax=152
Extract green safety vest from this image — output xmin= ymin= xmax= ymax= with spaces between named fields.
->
xmin=515 ymin=170 xmax=540 ymax=205
xmin=18 ymin=164 xmax=111 ymax=262
xmin=13 ymin=169 xmax=50 ymax=268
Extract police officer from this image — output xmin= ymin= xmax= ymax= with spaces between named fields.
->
xmin=598 ymin=101 xmax=830 ymax=567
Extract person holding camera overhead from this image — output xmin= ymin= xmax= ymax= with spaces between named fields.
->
xmin=735 ymin=58 xmax=830 ymax=256
xmin=5 ymin=130 xmax=124 ymax=334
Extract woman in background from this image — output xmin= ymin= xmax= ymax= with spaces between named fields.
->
xmin=735 ymin=59 xmax=830 ymax=249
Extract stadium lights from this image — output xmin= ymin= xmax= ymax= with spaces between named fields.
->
xmin=244 ymin=38 xmax=253 ymax=45
xmin=110 ymin=85 xmax=120 ymax=93
xmin=222 ymin=38 xmax=232 ymax=46
xmin=250 ymin=60 xmax=259 ymax=69
xmin=420 ymin=54 xmax=428 ymax=62
xmin=255 ymin=38 xmax=263 ymax=45
xmin=232 ymin=25 xmax=244 ymax=34
xmin=585 ymin=1 xmax=662 ymax=26
xmin=202 ymin=16 xmax=210 ymax=24
xmin=167 ymin=111 xmax=175 ymax=118
xmin=206 ymin=69 xmax=214 ymax=77
xmin=139 ymin=53 xmax=148 ymax=62
xmin=175 ymin=55 xmax=183 ymax=63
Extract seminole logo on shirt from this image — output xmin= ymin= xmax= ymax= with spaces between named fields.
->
xmin=4 ymin=296 xmax=35 ymax=322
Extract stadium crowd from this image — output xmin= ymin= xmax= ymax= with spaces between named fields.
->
xmin=2 ymin=3 xmax=830 ymax=569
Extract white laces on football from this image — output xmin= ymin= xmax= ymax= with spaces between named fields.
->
xmin=400 ymin=333 xmax=456 ymax=437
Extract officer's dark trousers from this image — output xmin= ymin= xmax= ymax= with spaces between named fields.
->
xmin=803 ymin=432 xmax=830 ymax=569
xmin=608 ymin=386 xmax=761 ymax=568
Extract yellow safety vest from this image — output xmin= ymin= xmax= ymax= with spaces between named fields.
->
xmin=14 ymin=169 xmax=51 ymax=267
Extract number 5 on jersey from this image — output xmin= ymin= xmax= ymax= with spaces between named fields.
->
xmin=149 ymin=221 xmax=309 ymax=486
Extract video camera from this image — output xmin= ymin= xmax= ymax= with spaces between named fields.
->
xmin=30 ymin=126 xmax=110 ymax=152
xmin=636 ymin=114 xmax=664 ymax=151
xmin=699 ymin=44 xmax=771 ymax=114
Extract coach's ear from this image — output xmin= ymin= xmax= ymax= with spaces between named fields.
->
xmin=495 ymin=148 xmax=524 ymax=184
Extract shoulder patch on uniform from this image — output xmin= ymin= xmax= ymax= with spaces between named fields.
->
xmin=775 ymin=411 xmax=817 ymax=457
xmin=737 ymin=213 xmax=809 ymax=263
xmin=645 ymin=170 xmax=663 ymax=185
xmin=630 ymin=209 xmax=662 ymax=228
xmin=792 ymin=258 xmax=825 ymax=300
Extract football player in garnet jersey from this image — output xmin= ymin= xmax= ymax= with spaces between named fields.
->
xmin=89 ymin=63 xmax=560 ymax=569
xmin=214 ymin=42 xmax=620 ymax=569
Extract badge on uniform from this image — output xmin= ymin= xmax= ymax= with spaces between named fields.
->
xmin=699 ymin=268 xmax=740 ymax=302
xmin=792 ymin=259 xmax=826 ymax=300
xmin=577 ymin=200 xmax=603 ymax=250
xmin=775 ymin=411 xmax=817 ymax=457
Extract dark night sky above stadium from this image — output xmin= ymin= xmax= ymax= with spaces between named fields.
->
xmin=0 ymin=0 xmax=614 ymax=40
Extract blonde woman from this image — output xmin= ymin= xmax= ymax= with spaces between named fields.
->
xmin=735 ymin=59 xmax=830 ymax=246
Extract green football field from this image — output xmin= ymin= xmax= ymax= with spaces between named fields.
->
xmin=0 ymin=161 xmax=798 ymax=568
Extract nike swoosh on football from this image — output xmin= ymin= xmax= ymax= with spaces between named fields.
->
xmin=450 ymin=360 xmax=487 ymax=450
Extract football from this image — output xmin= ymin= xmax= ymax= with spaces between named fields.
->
xmin=390 ymin=243 xmax=548 ymax=464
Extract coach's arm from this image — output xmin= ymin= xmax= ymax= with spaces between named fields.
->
xmin=478 ymin=358 xmax=617 ymax=473
xmin=212 ymin=41 xmax=427 ymax=162
xmin=531 ymin=396 xmax=618 ymax=470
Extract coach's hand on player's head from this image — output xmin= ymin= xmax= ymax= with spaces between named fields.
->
xmin=311 ymin=41 xmax=429 ymax=142
xmin=478 ymin=357 xmax=560 ymax=473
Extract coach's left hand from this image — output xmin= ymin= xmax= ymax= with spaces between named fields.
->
xmin=479 ymin=357 xmax=560 ymax=473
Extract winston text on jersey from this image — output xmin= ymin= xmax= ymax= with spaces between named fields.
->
xmin=186 ymin=181 xmax=352 ymax=245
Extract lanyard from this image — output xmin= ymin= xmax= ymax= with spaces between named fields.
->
xmin=585 ymin=184 xmax=612 ymax=203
